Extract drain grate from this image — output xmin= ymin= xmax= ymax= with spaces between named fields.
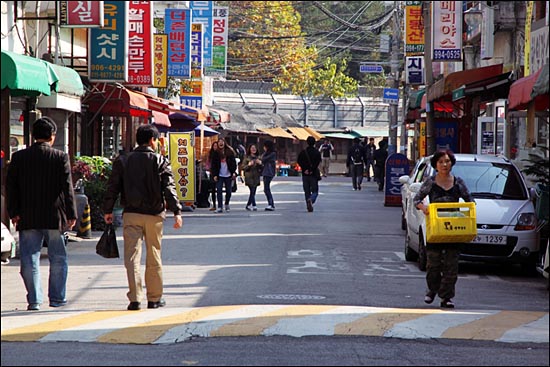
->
xmin=257 ymin=294 xmax=326 ymax=300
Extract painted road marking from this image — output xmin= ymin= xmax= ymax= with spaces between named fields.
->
xmin=1 ymin=305 xmax=548 ymax=344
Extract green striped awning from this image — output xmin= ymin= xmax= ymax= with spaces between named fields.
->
xmin=408 ymin=89 xmax=425 ymax=110
xmin=48 ymin=62 xmax=84 ymax=96
xmin=1 ymin=50 xmax=58 ymax=96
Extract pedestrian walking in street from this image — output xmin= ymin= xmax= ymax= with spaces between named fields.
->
xmin=318 ymin=138 xmax=334 ymax=177
xmin=364 ymin=137 xmax=376 ymax=182
xmin=241 ymin=144 xmax=262 ymax=211
xmin=6 ymin=116 xmax=77 ymax=311
xmin=373 ymin=140 xmax=388 ymax=191
xmin=103 ymin=125 xmax=183 ymax=311
xmin=261 ymin=140 xmax=277 ymax=211
xmin=413 ymin=149 xmax=475 ymax=309
xmin=206 ymin=141 xmax=219 ymax=211
xmin=346 ymin=137 xmax=365 ymax=190
xmin=211 ymin=138 xmax=238 ymax=213
xmin=298 ymin=136 xmax=322 ymax=212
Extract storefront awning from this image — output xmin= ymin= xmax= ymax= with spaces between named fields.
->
xmin=287 ymin=127 xmax=311 ymax=141
xmin=86 ymin=83 xmax=150 ymax=117
xmin=303 ymin=126 xmax=325 ymax=140
xmin=257 ymin=127 xmax=295 ymax=139
xmin=427 ymin=64 xmax=503 ymax=102
xmin=36 ymin=62 xmax=84 ymax=112
xmin=408 ymin=89 xmax=426 ymax=110
xmin=451 ymin=72 xmax=512 ymax=102
xmin=508 ymin=66 xmax=549 ymax=111
xmin=152 ymin=111 xmax=171 ymax=127
xmin=1 ymin=50 xmax=58 ymax=97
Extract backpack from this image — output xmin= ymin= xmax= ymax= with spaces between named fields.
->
xmin=352 ymin=146 xmax=363 ymax=164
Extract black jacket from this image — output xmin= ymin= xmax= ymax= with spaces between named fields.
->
xmin=297 ymin=146 xmax=321 ymax=176
xmin=210 ymin=149 xmax=237 ymax=178
xmin=6 ymin=142 xmax=77 ymax=231
xmin=103 ymin=146 xmax=182 ymax=216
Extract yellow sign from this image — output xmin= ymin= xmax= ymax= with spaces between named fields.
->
xmin=180 ymin=80 xmax=203 ymax=97
xmin=419 ymin=121 xmax=427 ymax=157
xmin=153 ymin=34 xmax=168 ymax=88
xmin=405 ymin=2 xmax=424 ymax=55
xmin=524 ymin=1 xmax=534 ymax=76
xmin=169 ymin=132 xmax=195 ymax=202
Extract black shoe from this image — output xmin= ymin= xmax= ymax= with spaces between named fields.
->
xmin=27 ymin=303 xmax=40 ymax=311
xmin=424 ymin=292 xmax=436 ymax=304
xmin=127 ymin=302 xmax=141 ymax=311
xmin=306 ymin=199 xmax=313 ymax=212
xmin=358 ymin=185 xmax=361 ymax=190
xmin=147 ymin=298 xmax=166 ymax=309
xmin=440 ymin=299 xmax=455 ymax=308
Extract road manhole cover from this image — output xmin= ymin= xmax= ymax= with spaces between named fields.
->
xmin=257 ymin=294 xmax=326 ymax=300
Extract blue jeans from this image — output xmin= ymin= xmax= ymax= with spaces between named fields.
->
xmin=19 ymin=229 xmax=68 ymax=306
xmin=263 ymin=176 xmax=274 ymax=207
xmin=302 ymin=175 xmax=319 ymax=203
xmin=216 ymin=176 xmax=233 ymax=209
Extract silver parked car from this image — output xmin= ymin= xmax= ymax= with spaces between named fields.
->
xmin=399 ymin=154 xmax=539 ymax=272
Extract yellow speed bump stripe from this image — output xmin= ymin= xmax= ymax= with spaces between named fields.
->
xmin=210 ymin=305 xmax=340 ymax=337
xmin=335 ymin=308 xmax=444 ymax=336
xmin=97 ymin=305 xmax=244 ymax=344
xmin=442 ymin=311 xmax=548 ymax=340
xmin=1 ymin=311 xmax=128 ymax=342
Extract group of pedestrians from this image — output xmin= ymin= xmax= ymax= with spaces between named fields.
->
xmin=346 ymin=137 xmax=388 ymax=191
xmin=205 ymin=138 xmax=277 ymax=213
xmin=6 ymin=116 xmax=471 ymax=312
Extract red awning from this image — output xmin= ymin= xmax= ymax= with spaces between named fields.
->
xmin=508 ymin=66 xmax=550 ymax=111
xmin=152 ymin=110 xmax=171 ymax=127
xmin=86 ymin=83 xmax=150 ymax=117
xmin=427 ymin=64 xmax=504 ymax=102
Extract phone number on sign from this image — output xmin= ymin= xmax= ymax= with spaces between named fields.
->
xmin=433 ymin=49 xmax=461 ymax=61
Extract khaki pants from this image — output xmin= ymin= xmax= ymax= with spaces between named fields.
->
xmin=122 ymin=212 xmax=164 ymax=303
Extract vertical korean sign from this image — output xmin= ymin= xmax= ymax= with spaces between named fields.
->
xmin=384 ymin=153 xmax=409 ymax=207
xmin=406 ymin=56 xmax=424 ymax=85
xmin=169 ymin=132 xmax=196 ymax=203
xmin=431 ymin=1 xmax=462 ymax=61
xmin=126 ymin=1 xmax=153 ymax=86
xmin=404 ymin=1 xmax=424 ymax=55
xmin=89 ymin=1 xmax=128 ymax=82
xmin=153 ymin=34 xmax=168 ymax=88
xmin=207 ymin=7 xmax=229 ymax=76
xmin=59 ymin=1 xmax=104 ymax=27
xmin=190 ymin=1 xmax=213 ymax=68
xmin=165 ymin=8 xmax=191 ymax=78
xmin=190 ymin=23 xmax=204 ymax=80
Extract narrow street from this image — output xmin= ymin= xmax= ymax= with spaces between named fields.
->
xmin=1 ymin=176 xmax=549 ymax=365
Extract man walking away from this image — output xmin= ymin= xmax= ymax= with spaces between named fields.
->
xmin=298 ymin=136 xmax=322 ymax=212
xmin=374 ymin=140 xmax=389 ymax=191
xmin=103 ymin=125 xmax=183 ymax=311
xmin=364 ymin=137 xmax=376 ymax=182
xmin=6 ymin=117 xmax=77 ymax=311
xmin=318 ymin=139 xmax=334 ymax=177
xmin=346 ymin=137 xmax=365 ymax=191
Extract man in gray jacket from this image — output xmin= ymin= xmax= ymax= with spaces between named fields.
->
xmin=103 ymin=125 xmax=182 ymax=311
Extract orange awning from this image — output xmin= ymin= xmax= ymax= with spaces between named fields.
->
xmin=508 ymin=66 xmax=549 ymax=111
xmin=152 ymin=111 xmax=171 ymax=127
xmin=427 ymin=64 xmax=503 ymax=102
xmin=257 ymin=127 xmax=295 ymax=139
xmin=287 ymin=127 xmax=311 ymax=141
xmin=303 ymin=126 xmax=325 ymax=140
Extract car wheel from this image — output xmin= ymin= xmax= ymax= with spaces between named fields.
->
xmin=404 ymin=231 xmax=418 ymax=262
xmin=418 ymin=231 xmax=427 ymax=271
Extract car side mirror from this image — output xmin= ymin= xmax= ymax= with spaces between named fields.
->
xmin=399 ymin=175 xmax=410 ymax=185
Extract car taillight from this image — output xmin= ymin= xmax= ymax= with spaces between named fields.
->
xmin=514 ymin=213 xmax=537 ymax=231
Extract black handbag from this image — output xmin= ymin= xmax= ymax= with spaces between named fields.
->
xmin=96 ymin=224 xmax=119 ymax=258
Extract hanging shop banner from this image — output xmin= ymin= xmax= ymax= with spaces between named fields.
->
xmin=406 ymin=56 xmax=424 ymax=85
xmin=434 ymin=120 xmax=458 ymax=152
xmin=431 ymin=1 xmax=462 ymax=61
xmin=89 ymin=1 xmax=128 ymax=82
xmin=404 ymin=1 xmax=424 ymax=56
xmin=126 ymin=1 xmax=153 ymax=86
xmin=153 ymin=34 xmax=168 ymax=88
xmin=418 ymin=121 xmax=427 ymax=157
xmin=169 ymin=132 xmax=196 ymax=203
xmin=180 ymin=80 xmax=203 ymax=109
xmin=165 ymin=8 xmax=191 ymax=78
xmin=190 ymin=1 xmax=213 ymax=68
xmin=206 ymin=6 xmax=229 ymax=77
xmin=384 ymin=153 xmax=410 ymax=207
xmin=59 ymin=1 xmax=104 ymax=27
xmin=191 ymin=23 xmax=204 ymax=80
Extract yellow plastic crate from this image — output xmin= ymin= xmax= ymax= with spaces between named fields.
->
xmin=426 ymin=202 xmax=477 ymax=243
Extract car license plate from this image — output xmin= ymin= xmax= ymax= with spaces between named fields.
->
xmin=470 ymin=235 xmax=507 ymax=244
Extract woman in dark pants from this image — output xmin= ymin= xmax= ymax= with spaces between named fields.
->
xmin=261 ymin=140 xmax=277 ymax=211
xmin=413 ymin=149 xmax=474 ymax=309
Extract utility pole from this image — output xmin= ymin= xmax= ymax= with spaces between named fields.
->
xmin=388 ymin=1 xmax=402 ymax=156
xmin=423 ymin=1 xmax=435 ymax=155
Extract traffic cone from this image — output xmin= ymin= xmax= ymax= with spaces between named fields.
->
xmin=77 ymin=204 xmax=92 ymax=238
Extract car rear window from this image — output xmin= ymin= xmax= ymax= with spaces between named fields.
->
xmin=452 ymin=162 xmax=527 ymax=200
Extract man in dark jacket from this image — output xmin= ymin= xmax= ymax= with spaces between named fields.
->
xmin=373 ymin=139 xmax=389 ymax=191
xmin=6 ymin=117 xmax=77 ymax=311
xmin=346 ymin=137 xmax=365 ymax=191
xmin=103 ymin=125 xmax=182 ymax=311
xmin=297 ymin=136 xmax=322 ymax=212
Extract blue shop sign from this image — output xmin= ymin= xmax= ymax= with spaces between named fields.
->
xmin=384 ymin=153 xmax=409 ymax=207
